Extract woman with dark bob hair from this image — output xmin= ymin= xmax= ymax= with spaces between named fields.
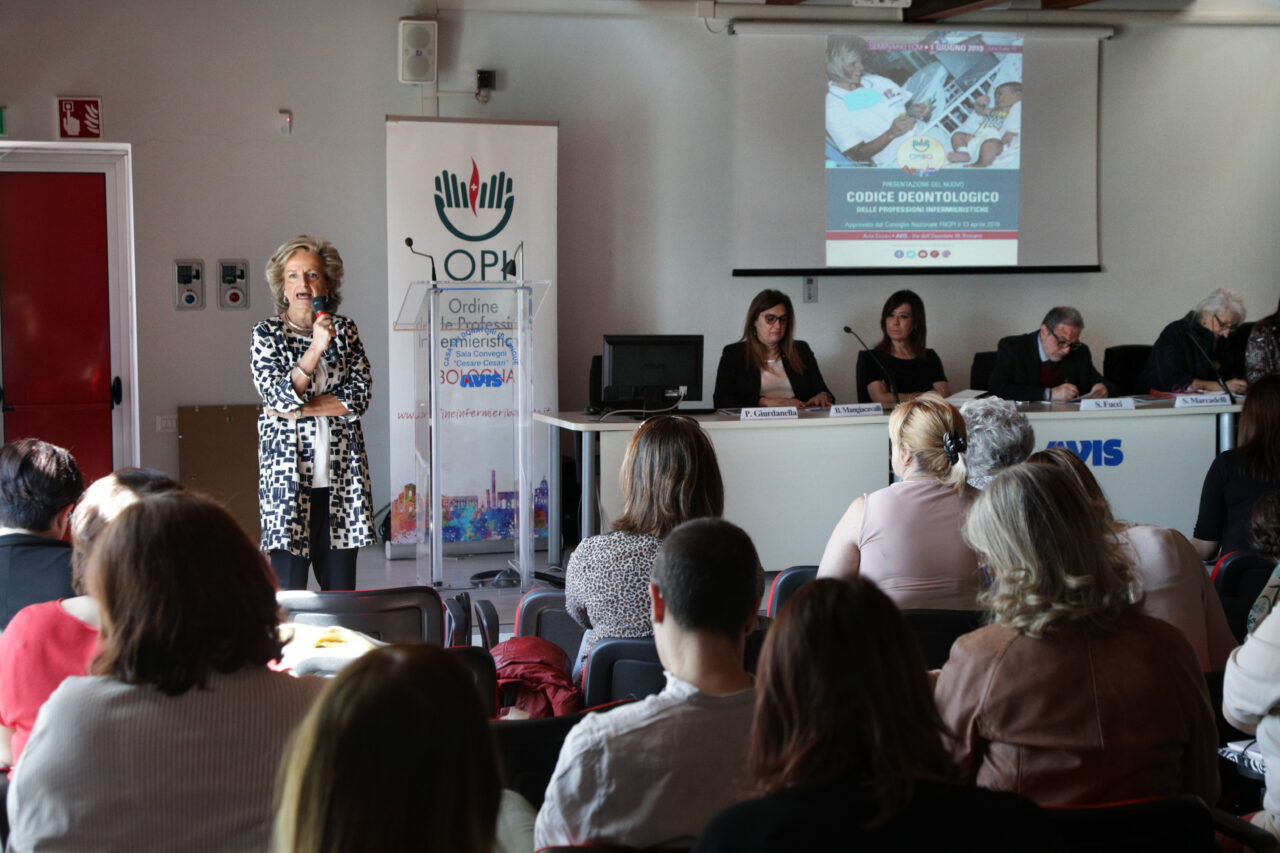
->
xmin=694 ymin=578 xmax=1046 ymax=851
xmin=566 ymin=415 xmax=723 ymax=675
xmin=935 ymin=464 xmax=1219 ymax=805
xmin=274 ymin=644 xmax=502 ymax=853
xmin=856 ymin=289 xmax=950 ymax=405
xmin=7 ymin=492 xmax=322 ymax=852
xmin=1192 ymin=374 xmax=1280 ymax=560
xmin=712 ymin=289 xmax=833 ymax=409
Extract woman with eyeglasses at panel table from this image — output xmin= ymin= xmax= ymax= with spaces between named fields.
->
xmin=1138 ymin=287 xmax=1250 ymax=396
xmin=712 ymin=289 xmax=834 ymax=410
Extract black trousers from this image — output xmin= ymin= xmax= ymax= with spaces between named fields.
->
xmin=269 ymin=487 xmax=358 ymax=591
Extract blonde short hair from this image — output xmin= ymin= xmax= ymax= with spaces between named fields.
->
xmin=888 ymin=393 xmax=968 ymax=494
xmin=265 ymin=235 xmax=345 ymax=313
xmin=963 ymin=464 xmax=1134 ymax=638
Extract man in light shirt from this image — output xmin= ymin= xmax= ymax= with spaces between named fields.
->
xmin=534 ymin=518 xmax=763 ymax=849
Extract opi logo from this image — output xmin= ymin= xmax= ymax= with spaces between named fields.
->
xmin=433 ymin=159 xmax=515 ymax=242
xmin=1046 ymin=439 xmax=1123 ymax=467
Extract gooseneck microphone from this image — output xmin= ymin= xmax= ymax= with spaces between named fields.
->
xmin=844 ymin=325 xmax=900 ymax=405
xmin=1180 ymin=320 xmax=1235 ymax=403
xmin=404 ymin=237 xmax=438 ymax=281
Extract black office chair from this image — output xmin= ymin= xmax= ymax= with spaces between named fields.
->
xmin=474 ymin=598 xmax=502 ymax=652
xmin=1042 ymin=795 xmax=1278 ymax=853
xmin=765 ymin=565 xmax=818 ymax=618
xmin=444 ymin=591 xmax=472 ymax=646
xmin=1103 ymin=344 xmax=1154 ymax=396
xmin=1213 ymin=550 xmax=1276 ymax=642
xmin=970 ymin=350 xmax=998 ymax=391
xmin=277 ymin=586 xmax=445 ymax=645
xmin=514 ymin=588 xmax=586 ymax=664
xmin=582 ymin=637 xmax=665 ymax=707
xmin=901 ymin=609 xmax=987 ymax=669
xmin=448 ymin=645 xmax=498 ymax=718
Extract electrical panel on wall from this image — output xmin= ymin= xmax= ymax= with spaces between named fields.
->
xmin=174 ymin=259 xmax=204 ymax=310
xmin=398 ymin=18 xmax=438 ymax=88
xmin=217 ymin=259 xmax=249 ymax=310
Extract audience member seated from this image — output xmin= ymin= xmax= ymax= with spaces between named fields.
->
xmin=935 ymin=464 xmax=1220 ymax=805
xmin=0 ymin=468 xmax=178 ymax=774
xmin=1224 ymin=489 xmax=1280 ymax=843
xmin=693 ymin=577 xmax=1055 ymax=853
xmin=712 ymin=289 xmax=833 ymax=409
xmin=818 ymin=394 xmax=982 ymax=610
xmin=1246 ymin=296 xmax=1280 ymax=384
xmin=536 ymin=518 xmax=762 ymax=849
xmin=1191 ymin=375 xmax=1280 ymax=561
xmin=1140 ymin=287 xmax=1249 ymax=395
xmin=855 ymin=289 xmax=950 ymax=406
xmin=959 ymin=397 xmax=1035 ymax=489
xmin=274 ymin=644 xmax=509 ymax=853
xmin=7 ymin=492 xmax=323 ymax=852
xmin=0 ymin=439 xmax=83 ymax=629
xmin=988 ymin=306 xmax=1114 ymax=401
xmin=565 ymin=415 xmax=723 ymax=678
xmin=1245 ymin=490 xmax=1280 ymax=633
xmin=1030 ymin=447 xmax=1234 ymax=672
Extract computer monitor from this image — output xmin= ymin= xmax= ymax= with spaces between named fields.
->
xmin=601 ymin=334 xmax=703 ymax=411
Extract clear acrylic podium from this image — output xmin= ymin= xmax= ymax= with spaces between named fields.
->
xmin=394 ymin=281 xmax=537 ymax=589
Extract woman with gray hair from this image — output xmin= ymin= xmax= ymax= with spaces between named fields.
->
xmin=1139 ymin=288 xmax=1249 ymax=395
xmin=934 ymin=463 xmax=1219 ymax=805
xmin=958 ymin=397 xmax=1034 ymax=489
xmin=251 ymin=235 xmax=374 ymax=591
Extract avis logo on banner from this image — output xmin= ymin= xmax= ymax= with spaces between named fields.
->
xmin=1047 ymin=439 xmax=1123 ymax=467
xmin=460 ymin=373 xmax=504 ymax=388
xmin=434 ymin=159 xmax=514 ymax=242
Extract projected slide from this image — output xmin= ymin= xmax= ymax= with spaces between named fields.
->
xmin=824 ymin=31 xmax=1024 ymax=268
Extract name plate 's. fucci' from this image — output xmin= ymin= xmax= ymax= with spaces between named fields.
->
xmin=740 ymin=406 xmax=798 ymax=421
xmin=1079 ymin=398 xmax=1135 ymax=412
xmin=829 ymin=403 xmax=883 ymax=417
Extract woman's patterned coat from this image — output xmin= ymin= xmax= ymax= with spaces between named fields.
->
xmin=250 ymin=315 xmax=374 ymax=557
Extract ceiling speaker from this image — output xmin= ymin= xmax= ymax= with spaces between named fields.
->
xmin=398 ymin=18 xmax=438 ymax=85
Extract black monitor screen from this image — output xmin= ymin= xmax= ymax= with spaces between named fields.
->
xmin=601 ymin=334 xmax=703 ymax=408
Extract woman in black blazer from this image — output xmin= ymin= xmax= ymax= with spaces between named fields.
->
xmin=712 ymin=289 xmax=833 ymax=409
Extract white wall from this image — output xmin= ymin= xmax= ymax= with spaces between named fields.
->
xmin=3 ymin=2 xmax=1279 ymax=501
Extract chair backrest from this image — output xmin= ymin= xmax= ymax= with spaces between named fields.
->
xmin=582 ymin=637 xmax=665 ymax=707
xmin=447 ymin=645 xmax=498 ymax=719
xmin=970 ymin=350 xmax=998 ymax=391
xmin=277 ymin=586 xmax=445 ymax=645
xmin=444 ymin=592 xmax=472 ymax=647
xmin=1213 ymin=550 xmax=1276 ymax=642
xmin=474 ymin=598 xmax=501 ymax=652
xmin=515 ymin=588 xmax=586 ymax=663
xmin=765 ymin=565 xmax=818 ymax=619
xmin=1041 ymin=795 xmax=1216 ymax=853
xmin=1103 ymin=344 xmax=1154 ymax=396
xmin=901 ymin=609 xmax=987 ymax=669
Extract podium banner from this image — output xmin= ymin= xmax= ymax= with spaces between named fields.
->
xmin=386 ymin=118 xmax=558 ymax=549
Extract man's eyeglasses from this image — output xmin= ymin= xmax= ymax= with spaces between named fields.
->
xmin=762 ymin=313 xmax=789 ymax=326
xmin=1046 ymin=329 xmax=1082 ymax=352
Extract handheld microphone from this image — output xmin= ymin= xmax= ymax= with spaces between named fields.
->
xmin=311 ymin=295 xmax=335 ymax=357
xmin=844 ymin=325 xmax=900 ymax=405
xmin=1180 ymin=322 xmax=1235 ymax=402
xmin=404 ymin=237 xmax=438 ymax=281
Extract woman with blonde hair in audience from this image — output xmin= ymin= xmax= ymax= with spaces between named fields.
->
xmin=566 ymin=414 xmax=723 ymax=676
xmin=694 ymin=577 xmax=1049 ymax=852
xmin=818 ymin=393 xmax=982 ymax=610
xmin=7 ymin=492 xmax=322 ymax=852
xmin=0 ymin=468 xmax=179 ymax=776
xmin=1029 ymin=446 xmax=1234 ymax=671
xmin=274 ymin=643 xmax=504 ymax=853
xmin=935 ymin=464 xmax=1219 ymax=805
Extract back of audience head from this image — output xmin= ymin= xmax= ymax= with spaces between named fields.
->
xmin=70 ymin=468 xmax=180 ymax=593
xmin=1253 ymin=490 xmax=1280 ymax=564
xmin=1027 ymin=446 xmax=1116 ymax=528
xmin=0 ymin=438 xmax=82 ymax=533
xmin=888 ymin=393 xmax=968 ymax=493
xmin=274 ymin=643 xmax=501 ymax=853
xmin=963 ymin=464 xmax=1133 ymax=639
xmin=87 ymin=490 xmax=283 ymax=696
xmin=742 ymin=577 xmax=956 ymax=825
xmin=960 ymin=397 xmax=1035 ymax=489
xmin=1238 ymin=374 xmax=1280 ymax=482
xmin=650 ymin=518 xmax=763 ymax=640
xmin=614 ymin=415 xmax=724 ymax=538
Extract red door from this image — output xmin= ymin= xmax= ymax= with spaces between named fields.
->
xmin=0 ymin=172 xmax=114 ymax=486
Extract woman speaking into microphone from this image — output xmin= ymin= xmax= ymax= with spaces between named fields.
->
xmin=251 ymin=236 xmax=374 ymax=590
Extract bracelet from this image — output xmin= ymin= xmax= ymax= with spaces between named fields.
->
xmin=293 ymin=363 xmax=313 ymax=379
